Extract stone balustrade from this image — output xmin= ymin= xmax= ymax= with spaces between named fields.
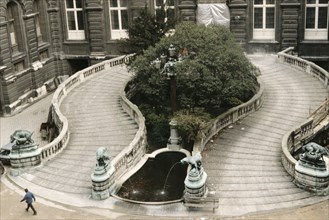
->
xmin=40 ymin=55 xmax=136 ymax=163
xmin=193 ymin=78 xmax=265 ymax=153
xmin=278 ymin=47 xmax=329 ymax=88
xmin=279 ymin=48 xmax=329 ymax=179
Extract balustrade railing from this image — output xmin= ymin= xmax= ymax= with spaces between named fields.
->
xmin=193 ymin=78 xmax=265 ymax=153
xmin=39 ymin=55 xmax=137 ymax=163
xmin=279 ymin=48 xmax=329 ymax=176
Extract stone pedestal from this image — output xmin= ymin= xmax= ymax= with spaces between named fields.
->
xmin=184 ymin=167 xmax=208 ymax=198
xmin=9 ymin=130 xmax=41 ymax=176
xmin=167 ymin=120 xmax=182 ymax=150
xmin=91 ymin=147 xmax=112 ymax=200
xmin=295 ymin=156 xmax=329 ymax=194
xmin=91 ymin=166 xmax=111 ymax=200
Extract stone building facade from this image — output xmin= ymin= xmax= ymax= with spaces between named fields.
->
xmin=0 ymin=0 xmax=328 ymax=116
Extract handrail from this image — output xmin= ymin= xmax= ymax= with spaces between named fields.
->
xmin=278 ymin=48 xmax=329 ymax=176
xmin=91 ymin=57 xmax=150 ymax=198
xmin=39 ymin=55 xmax=135 ymax=163
xmin=105 ymin=82 xmax=147 ymax=193
xmin=193 ymin=77 xmax=265 ymax=154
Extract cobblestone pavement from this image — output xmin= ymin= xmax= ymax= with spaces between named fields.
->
xmin=1 ymin=180 xmax=328 ymax=220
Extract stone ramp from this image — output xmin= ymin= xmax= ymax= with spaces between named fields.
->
xmin=19 ymin=65 xmax=138 ymax=194
xmin=202 ymin=54 xmax=329 ymax=216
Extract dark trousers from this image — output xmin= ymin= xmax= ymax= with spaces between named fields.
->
xmin=26 ymin=203 xmax=37 ymax=214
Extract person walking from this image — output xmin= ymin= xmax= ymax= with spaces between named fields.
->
xmin=20 ymin=188 xmax=37 ymax=215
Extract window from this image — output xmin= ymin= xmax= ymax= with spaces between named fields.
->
xmin=7 ymin=2 xmax=22 ymax=54
xmin=305 ymin=0 xmax=328 ymax=40
xmin=39 ymin=50 xmax=48 ymax=61
xmin=253 ymin=0 xmax=275 ymax=40
xmin=154 ymin=0 xmax=175 ymax=28
xmin=109 ymin=0 xmax=128 ymax=39
xmin=33 ymin=0 xmax=48 ymax=44
xmin=14 ymin=61 xmax=24 ymax=73
xmin=65 ymin=0 xmax=85 ymax=40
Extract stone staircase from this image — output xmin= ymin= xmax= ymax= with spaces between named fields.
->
xmin=14 ymin=55 xmax=328 ymax=217
xmin=19 ymin=65 xmax=138 ymax=194
xmin=202 ymin=55 xmax=329 ymax=216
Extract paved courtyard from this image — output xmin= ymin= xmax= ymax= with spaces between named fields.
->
xmin=0 ymin=54 xmax=328 ymax=219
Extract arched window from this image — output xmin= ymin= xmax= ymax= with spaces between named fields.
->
xmin=305 ymin=0 xmax=328 ymax=40
xmin=6 ymin=1 xmax=23 ymax=55
xmin=65 ymin=0 xmax=85 ymax=40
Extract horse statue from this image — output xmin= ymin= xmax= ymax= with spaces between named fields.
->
xmin=301 ymin=142 xmax=329 ymax=162
xmin=96 ymin=147 xmax=110 ymax=167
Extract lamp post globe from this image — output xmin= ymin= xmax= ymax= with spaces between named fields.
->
xmin=168 ymin=44 xmax=176 ymax=57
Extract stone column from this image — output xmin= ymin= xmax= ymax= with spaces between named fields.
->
xmin=167 ymin=119 xmax=182 ymax=150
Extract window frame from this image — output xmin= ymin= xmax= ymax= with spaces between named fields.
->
xmin=304 ymin=0 xmax=329 ymax=40
xmin=253 ymin=0 xmax=276 ymax=40
xmin=33 ymin=0 xmax=48 ymax=44
xmin=154 ymin=0 xmax=175 ymax=28
xmin=65 ymin=0 xmax=86 ymax=40
xmin=6 ymin=2 xmax=20 ymax=55
xmin=109 ymin=0 xmax=128 ymax=39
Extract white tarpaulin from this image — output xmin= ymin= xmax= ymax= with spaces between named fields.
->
xmin=197 ymin=4 xmax=230 ymax=27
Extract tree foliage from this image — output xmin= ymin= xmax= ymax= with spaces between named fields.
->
xmin=127 ymin=22 xmax=259 ymax=148
xmin=118 ymin=6 xmax=170 ymax=55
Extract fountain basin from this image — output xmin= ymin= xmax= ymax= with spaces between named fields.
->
xmin=115 ymin=149 xmax=189 ymax=204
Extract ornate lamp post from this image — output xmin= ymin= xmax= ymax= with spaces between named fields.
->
xmin=154 ymin=44 xmax=178 ymax=113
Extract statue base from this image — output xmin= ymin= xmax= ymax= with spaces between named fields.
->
xmin=167 ymin=143 xmax=182 ymax=151
xmin=91 ymin=166 xmax=111 ymax=200
xmin=184 ymin=168 xmax=207 ymax=198
xmin=295 ymin=159 xmax=329 ymax=194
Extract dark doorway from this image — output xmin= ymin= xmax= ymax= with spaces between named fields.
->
xmin=68 ymin=59 xmax=89 ymax=75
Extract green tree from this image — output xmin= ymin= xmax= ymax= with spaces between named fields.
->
xmin=128 ymin=22 xmax=259 ymax=149
xmin=118 ymin=6 xmax=170 ymax=55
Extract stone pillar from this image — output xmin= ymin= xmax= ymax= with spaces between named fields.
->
xmin=91 ymin=147 xmax=111 ymax=200
xmin=9 ymin=130 xmax=41 ymax=176
xmin=167 ymin=119 xmax=182 ymax=150
xmin=178 ymin=0 xmax=197 ymax=22
xmin=294 ymin=142 xmax=329 ymax=195
xmin=280 ymin=1 xmax=300 ymax=50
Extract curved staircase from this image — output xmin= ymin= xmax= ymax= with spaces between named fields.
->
xmin=202 ymin=54 xmax=329 ymax=216
xmin=14 ymin=54 xmax=328 ymax=217
xmin=19 ymin=65 xmax=138 ymax=194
